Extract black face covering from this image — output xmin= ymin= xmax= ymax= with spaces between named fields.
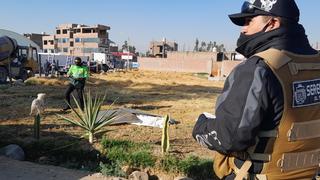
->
xmin=237 ymin=30 xmax=265 ymax=48
xmin=75 ymin=61 xmax=82 ymax=66
xmin=236 ymin=22 xmax=270 ymax=57
xmin=235 ymin=22 xmax=316 ymax=57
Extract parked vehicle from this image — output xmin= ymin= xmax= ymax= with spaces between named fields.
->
xmin=93 ymin=53 xmax=112 ymax=72
xmin=0 ymin=35 xmax=39 ymax=83
xmin=39 ymin=54 xmax=88 ymax=75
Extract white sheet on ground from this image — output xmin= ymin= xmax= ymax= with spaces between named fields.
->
xmin=133 ymin=115 xmax=164 ymax=128
xmin=98 ymin=108 xmax=173 ymax=128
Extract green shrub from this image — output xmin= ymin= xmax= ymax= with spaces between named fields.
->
xmin=99 ymin=161 xmax=126 ymax=177
xmin=127 ymin=150 xmax=155 ymax=168
xmin=178 ymin=155 xmax=215 ymax=180
xmin=106 ymin=146 xmax=128 ymax=163
xmin=100 ymin=138 xmax=217 ymax=179
xmin=101 ymin=137 xmax=150 ymax=152
xmin=159 ymin=154 xmax=179 ymax=173
xmin=101 ymin=138 xmax=135 ymax=150
xmin=160 ymin=155 xmax=216 ymax=180
xmin=178 ymin=155 xmax=201 ymax=174
xmin=101 ymin=137 xmax=155 ymax=169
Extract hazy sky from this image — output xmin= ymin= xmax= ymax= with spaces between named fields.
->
xmin=1 ymin=0 xmax=319 ymax=52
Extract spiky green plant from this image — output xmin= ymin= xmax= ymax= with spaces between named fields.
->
xmin=161 ymin=114 xmax=170 ymax=154
xmin=57 ymin=91 xmax=116 ymax=143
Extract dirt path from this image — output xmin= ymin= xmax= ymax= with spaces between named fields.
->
xmin=0 ymin=156 xmax=123 ymax=180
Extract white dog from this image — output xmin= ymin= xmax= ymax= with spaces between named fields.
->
xmin=30 ymin=93 xmax=46 ymax=116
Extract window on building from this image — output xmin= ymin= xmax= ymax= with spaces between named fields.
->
xmin=43 ymin=40 xmax=48 ymax=45
xmin=75 ymin=38 xmax=81 ymax=43
xmin=99 ymin=30 xmax=106 ymax=36
xmin=98 ymin=47 xmax=106 ymax=53
xmin=100 ymin=38 xmax=107 ymax=44
xmin=82 ymin=38 xmax=99 ymax=43
xmin=77 ymin=29 xmax=81 ymax=33
xmin=83 ymin=48 xmax=99 ymax=53
xmin=62 ymin=38 xmax=69 ymax=43
xmin=82 ymin=28 xmax=92 ymax=33
xmin=63 ymin=48 xmax=68 ymax=53
xmin=56 ymin=30 xmax=61 ymax=34
xmin=70 ymin=32 xmax=73 ymax=38
xmin=44 ymin=49 xmax=48 ymax=53
xmin=62 ymin=29 xmax=67 ymax=34
xmin=50 ymin=49 xmax=54 ymax=53
xmin=49 ymin=40 xmax=54 ymax=45
xmin=70 ymin=41 xmax=74 ymax=47
xmin=217 ymin=52 xmax=224 ymax=62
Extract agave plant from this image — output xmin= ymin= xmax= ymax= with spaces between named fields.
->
xmin=57 ymin=90 xmax=116 ymax=143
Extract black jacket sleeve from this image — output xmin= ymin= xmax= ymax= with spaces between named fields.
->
xmin=192 ymin=57 xmax=283 ymax=154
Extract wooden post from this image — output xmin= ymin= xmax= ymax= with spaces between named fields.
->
xmin=34 ymin=114 xmax=40 ymax=140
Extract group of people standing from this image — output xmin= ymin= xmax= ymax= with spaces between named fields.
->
xmin=43 ymin=59 xmax=59 ymax=77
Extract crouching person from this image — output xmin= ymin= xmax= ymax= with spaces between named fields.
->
xmin=193 ymin=0 xmax=320 ymax=179
xmin=63 ymin=57 xmax=89 ymax=111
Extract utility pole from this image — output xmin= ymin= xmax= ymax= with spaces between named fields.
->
xmin=162 ymin=37 xmax=166 ymax=58
xmin=126 ymin=37 xmax=130 ymax=70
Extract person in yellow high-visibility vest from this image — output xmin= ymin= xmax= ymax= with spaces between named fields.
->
xmin=63 ymin=57 xmax=89 ymax=111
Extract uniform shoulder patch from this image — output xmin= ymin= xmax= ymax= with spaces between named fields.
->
xmin=293 ymin=79 xmax=320 ymax=108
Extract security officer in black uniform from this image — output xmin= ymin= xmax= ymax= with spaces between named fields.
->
xmin=193 ymin=0 xmax=320 ymax=179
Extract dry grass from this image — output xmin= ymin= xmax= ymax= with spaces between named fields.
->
xmin=0 ymin=70 xmax=224 ymax=159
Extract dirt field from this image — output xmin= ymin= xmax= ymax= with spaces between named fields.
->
xmin=0 ymin=70 xmax=224 ymax=162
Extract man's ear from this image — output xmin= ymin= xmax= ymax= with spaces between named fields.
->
xmin=269 ymin=17 xmax=281 ymax=30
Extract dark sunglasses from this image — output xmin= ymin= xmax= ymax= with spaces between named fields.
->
xmin=241 ymin=1 xmax=264 ymax=13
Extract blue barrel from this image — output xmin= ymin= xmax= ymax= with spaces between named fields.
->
xmin=0 ymin=36 xmax=17 ymax=62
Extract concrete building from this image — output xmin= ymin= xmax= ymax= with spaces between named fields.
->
xmin=149 ymin=39 xmax=178 ymax=58
xmin=109 ymin=40 xmax=119 ymax=53
xmin=42 ymin=35 xmax=56 ymax=53
xmin=42 ymin=23 xmax=111 ymax=57
xmin=23 ymin=33 xmax=49 ymax=49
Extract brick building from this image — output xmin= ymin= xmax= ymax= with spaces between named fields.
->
xmin=42 ymin=23 xmax=111 ymax=57
xmin=149 ymin=39 xmax=178 ymax=58
xmin=24 ymin=33 xmax=48 ymax=49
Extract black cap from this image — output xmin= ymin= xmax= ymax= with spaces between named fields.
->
xmin=229 ymin=0 xmax=300 ymax=26
xmin=74 ymin=57 xmax=82 ymax=63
